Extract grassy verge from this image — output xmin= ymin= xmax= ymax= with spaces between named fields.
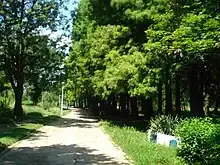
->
xmin=101 ymin=121 xmax=186 ymax=165
xmin=0 ymin=104 xmax=71 ymax=152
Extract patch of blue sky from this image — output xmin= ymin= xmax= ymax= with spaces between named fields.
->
xmin=41 ymin=0 xmax=79 ymax=53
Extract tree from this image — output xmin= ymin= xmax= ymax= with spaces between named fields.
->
xmin=25 ymin=37 xmax=65 ymax=105
xmin=0 ymin=0 xmax=64 ymax=118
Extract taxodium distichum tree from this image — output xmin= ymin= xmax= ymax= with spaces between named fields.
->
xmin=66 ymin=0 xmax=220 ymax=118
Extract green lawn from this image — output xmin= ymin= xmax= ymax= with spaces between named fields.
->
xmin=0 ymin=104 xmax=71 ymax=152
xmin=101 ymin=121 xmax=186 ymax=165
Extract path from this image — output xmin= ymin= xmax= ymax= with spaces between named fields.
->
xmin=0 ymin=108 xmax=130 ymax=165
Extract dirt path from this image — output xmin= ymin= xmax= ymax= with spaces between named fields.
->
xmin=0 ymin=108 xmax=130 ymax=165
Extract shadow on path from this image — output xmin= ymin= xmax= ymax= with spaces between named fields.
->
xmin=25 ymin=110 xmax=98 ymax=129
xmin=0 ymin=144 xmax=125 ymax=165
xmin=73 ymin=108 xmax=148 ymax=132
xmin=0 ymin=108 xmax=130 ymax=165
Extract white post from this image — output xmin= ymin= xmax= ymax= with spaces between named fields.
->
xmin=59 ymin=95 xmax=61 ymax=107
xmin=61 ymin=86 xmax=64 ymax=116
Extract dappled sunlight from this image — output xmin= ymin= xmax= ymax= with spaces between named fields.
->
xmin=0 ymin=144 xmax=128 ymax=165
xmin=0 ymin=109 xmax=130 ymax=165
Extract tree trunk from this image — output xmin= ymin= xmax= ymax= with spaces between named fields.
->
xmin=214 ymin=97 xmax=219 ymax=114
xmin=131 ymin=97 xmax=138 ymax=119
xmin=165 ymin=68 xmax=173 ymax=114
xmin=74 ymin=101 xmax=76 ymax=108
xmin=142 ymin=98 xmax=153 ymax=120
xmin=13 ymin=87 xmax=24 ymax=118
xmin=119 ymin=93 xmax=127 ymax=116
xmin=126 ymin=95 xmax=130 ymax=116
xmin=188 ymin=66 xmax=205 ymax=117
xmin=112 ymin=95 xmax=117 ymax=116
xmin=100 ymin=100 xmax=107 ymax=118
xmin=76 ymin=99 xmax=79 ymax=107
xmin=88 ymin=96 xmax=92 ymax=110
xmin=175 ymin=72 xmax=181 ymax=116
xmin=92 ymin=96 xmax=99 ymax=116
xmin=157 ymin=81 xmax=163 ymax=114
xmin=106 ymin=97 xmax=112 ymax=116
xmin=79 ymin=99 xmax=83 ymax=108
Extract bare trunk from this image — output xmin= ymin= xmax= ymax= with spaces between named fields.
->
xmin=142 ymin=98 xmax=153 ymax=120
xmin=119 ymin=93 xmax=127 ymax=116
xmin=214 ymin=97 xmax=219 ymax=114
xmin=92 ymin=96 xmax=99 ymax=116
xmin=188 ymin=65 xmax=205 ymax=117
xmin=13 ymin=86 xmax=23 ymax=118
xmin=157 ymin=81 xmax=163 ymax=114
xmin=112 ymin=95 xmax=117 ymax=116
xmin=165 ymin=67 xmax=172 ymax=114
xmin=175 ymin=72 xmax=181 ymax=116
xmin=131 ymin=97 xmax=138 ymax=119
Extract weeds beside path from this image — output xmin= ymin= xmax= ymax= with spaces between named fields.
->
xmin=0 ymin=105 xmax=71 ymax=152
xmin=101 ymin=121 xmax=186 ymax=165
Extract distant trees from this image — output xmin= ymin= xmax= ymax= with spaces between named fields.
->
xmin=67 ymin=0 xmax=220 ymax=118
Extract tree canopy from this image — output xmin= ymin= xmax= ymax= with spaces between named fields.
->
xmin=66 ymin=0 xmax=220 ymax=118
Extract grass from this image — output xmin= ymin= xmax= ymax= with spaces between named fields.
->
xmin=0 ymin=103 xmax=71 ymax=152
xmin=101 ymin=121 xmax=186 ymax=165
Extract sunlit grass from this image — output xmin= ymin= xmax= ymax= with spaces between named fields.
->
xmin=101 ymin=121 xmax=186 ymax=165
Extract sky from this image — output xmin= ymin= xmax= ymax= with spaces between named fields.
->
xmin=41 ymin=0 xmax=79 ymax=53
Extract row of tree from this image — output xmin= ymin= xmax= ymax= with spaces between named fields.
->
xmin=66 ymin=0 xmax=220 ymax=118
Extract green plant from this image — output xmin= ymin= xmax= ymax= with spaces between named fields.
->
xmin=0 ymin=88 xmax=14 ymax=123
xmin=41 ymin=92 xmax=58 ymax=110
xmin=148 ymin=115 xmax=180 ymax=136
xmin=175 ymin=118 xmax=220 ymax=164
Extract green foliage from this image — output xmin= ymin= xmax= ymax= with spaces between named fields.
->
xmin=41 ymin=92 xmax=58 ymax=110
xmin=175 ymin=118 xmax=220 ymax=164
xmin=148 ymin=115 xmax=180 ymax=136
xmin=26 ymin=47 xmax=65 ymax=101
xmin=0 ymin=77 xmax=14 ymax=123
xmin=67 ymin=0 xmax=220 ymax=118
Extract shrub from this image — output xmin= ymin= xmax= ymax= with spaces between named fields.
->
xmin=148 ymin=115 xmax=180 ymax=136
xmin=0 ymin=89 xmax=14 ymax=123
xmin=41 ymin=92 xmax=57 ymax=110
xmin=0 ymin=142 xmax=7 ymax=152
xmin=0 ymin=104 xmax=14 ymax=123
xmin=175 ymin=118 xmax=220 ymax=164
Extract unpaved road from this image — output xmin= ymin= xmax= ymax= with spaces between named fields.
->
xmin=0 ymin=108 xmax=130 ymax=165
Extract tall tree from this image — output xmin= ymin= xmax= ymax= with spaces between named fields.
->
xmin=0 ymin=0 xmax=64 ymax=118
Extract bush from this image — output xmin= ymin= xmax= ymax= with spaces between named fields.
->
xmin=0 ymin=103 xmax=14 ymax=123
xmin=0 ymin=142 xmax=7 ymax=152
xmin=175 ymin=118 xmax=220 ymax=164
xmin=0 ymin=89 xmax=14 ymax=123
xmin=148 ymin=115 xmax=180 ymax=136
xmin=41 ymin=92 xmax=58 ymax=110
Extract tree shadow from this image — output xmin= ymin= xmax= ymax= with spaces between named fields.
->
xmin=25 ymin=111 xmax=98 ymax=129
xmin=73 ymin=108 xmax=98 ymax=120
xmin=73 ymin=108 xmax=147 ymax=132
xmin=50 ymin=118 xmax=99 ymax=129
xmin=24 ymin=112 xmax=61 ymax=125
xmin=0 ymin=144 xmax=129 ymax=165
xmin=0 ymin=127 xmax=42 ymax=152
